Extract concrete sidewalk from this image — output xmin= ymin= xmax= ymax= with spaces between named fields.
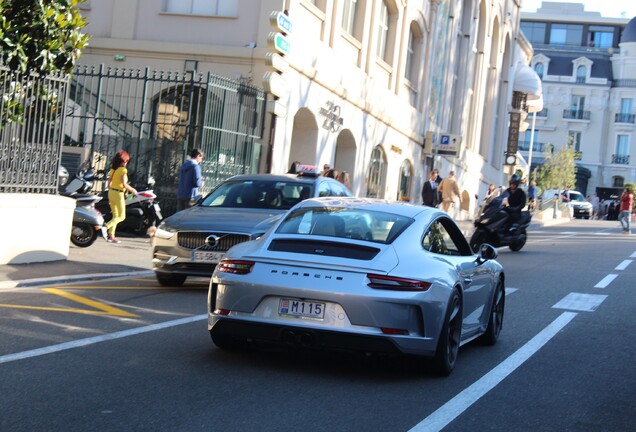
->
xmin=0 ymin=211 xmax=567 ymax=289
xmin=0 ymin=233 xmax=154 ymax=289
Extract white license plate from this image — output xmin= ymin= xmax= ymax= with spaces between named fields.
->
xmin=193 ymin=251 xmax=224 ymax=263
xmin=279 ymin=298 xmax=325 ymax=319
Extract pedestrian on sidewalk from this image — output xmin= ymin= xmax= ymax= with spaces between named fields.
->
xmin=177 ymin=148 xmax=204 ymax=211
xmin=438 ymin=171 xmax=461 ymax=215
xmin=421 ymin=169 xmax=441 ymax=207
xmin=590 ymin=193 xmax=600 ymax=220
xmin=527 ymin=180 xmax=537 ymax=212
xmin=619 ymin=186 xmax=633 ymax=234
xmin=103 ymin=150 xmax=137 ymax=243
xmin=561 ymin=186 xmax=574 ymax=219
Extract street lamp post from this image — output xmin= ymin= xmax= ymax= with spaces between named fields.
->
xmin=526 ymin=94 xmax=544 ymax=181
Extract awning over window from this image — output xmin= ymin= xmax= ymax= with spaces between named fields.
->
xmin=513 ymin=63 xmax=542 ymax=99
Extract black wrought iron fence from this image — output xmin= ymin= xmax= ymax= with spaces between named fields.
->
xmin=0 ymin=66 xmax=69 ymax=194
xmin=65 ymin=65 xmax=266 ymax=216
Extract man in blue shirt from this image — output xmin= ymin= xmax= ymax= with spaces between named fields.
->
xmin=527 ymin=180 xmax=537 ymax=211
xmin=177 ymin=148 xmax=204 ymax=211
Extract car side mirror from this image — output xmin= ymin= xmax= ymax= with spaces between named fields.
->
xmin=194 ymin=194 xmax=203 ymax=205
xmin=477 ymin=243 xmax=498 ymax=262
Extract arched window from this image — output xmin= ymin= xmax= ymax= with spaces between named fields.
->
xmin=397 ymin=160 xmax=413 ymax=201
xmin=576 ymin=65 xmax=586 ymax=83
xmin=366 ymin=146 xmax=387 ymax=198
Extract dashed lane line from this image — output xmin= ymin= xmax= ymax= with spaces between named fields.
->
xmin=552 ymin=293 xmax=608 ymax=312
xmin=594 ymin=274 xmax=618 ymax=289
xmin=0 ymin=314 xmax=208 ymax=365
xmin=615 ymin=260 xmax=632 ymax=271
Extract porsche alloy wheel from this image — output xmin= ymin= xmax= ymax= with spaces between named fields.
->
xmin=432 ymin=288 xmax=462 ymax=376
xmin=479 ymin=279 xmax=505 ymax=345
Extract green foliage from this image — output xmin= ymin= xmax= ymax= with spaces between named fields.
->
xmin=534 ymin=144 xmax=578 ymax=191
xmin=1 ymin=0 xmax=89 ymax=128
xmin=0 ymin=0 xmax=89 ymax=74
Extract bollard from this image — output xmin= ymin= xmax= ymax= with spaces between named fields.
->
xmin=553 ymin=197 xmax=558 ymax=219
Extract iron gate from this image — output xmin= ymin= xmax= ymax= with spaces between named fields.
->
xmin=0 ymin=66 xmax=68 ymax=194
xmin=65 ymin=65 xmax=266 ymax=216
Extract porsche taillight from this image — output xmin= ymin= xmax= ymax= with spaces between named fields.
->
xmin=367 ymin=274 xmax=431 ymax=291
xmin=217 ymin=260 xmax=254 ymax=274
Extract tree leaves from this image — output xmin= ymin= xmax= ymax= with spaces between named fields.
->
xmin=0 ymin=0 xmax=90 ymax=75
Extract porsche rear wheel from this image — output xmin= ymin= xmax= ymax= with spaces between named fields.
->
xmin=479 ymin=279 xmax=505 ymax=345
xmin=432 ymin=288 xmax=462 ymax=376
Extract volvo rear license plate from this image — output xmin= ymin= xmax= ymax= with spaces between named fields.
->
xmin=193 ymin=251 xmax=224 ymax=263
xmin=279 ymin=298 xmax=325 ymax=319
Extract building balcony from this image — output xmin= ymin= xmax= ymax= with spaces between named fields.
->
xmin=518 ymin=140 xmax=549 ymax=153
xmin=611 ymin=154 xmax=630 ymax=164
xmin=563 ymin=109 xmax=590 ymax=120
xmin=612 ymin=79 xmax=636 ymax=88
xmin=615 ymin=113 xmax=635 ymax=123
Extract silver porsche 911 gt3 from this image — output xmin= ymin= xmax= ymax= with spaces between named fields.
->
xmin=208 ymin=197 xmax=505 ymax=375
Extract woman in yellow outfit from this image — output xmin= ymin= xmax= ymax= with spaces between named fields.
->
xmin=103 ymin=150 xmax=137 ymax=243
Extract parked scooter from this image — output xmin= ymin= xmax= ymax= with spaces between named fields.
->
xmin=59 ymin=166 xmax=105 ymax=248
xmin=470 ymin=193 xmax=532 ymax=253
xmin=95 ymin=174 xmax=162 ymax=236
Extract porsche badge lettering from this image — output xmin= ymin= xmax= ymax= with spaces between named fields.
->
xmin=270 ymin=269 xmax=343 ymax=281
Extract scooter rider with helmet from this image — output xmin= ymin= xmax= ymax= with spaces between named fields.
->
xmin=502 ymin=174 xmax=527 ymax=228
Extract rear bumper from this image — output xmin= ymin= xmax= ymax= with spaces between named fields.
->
xmin=210 ymin=318 xmax=404 ymax=355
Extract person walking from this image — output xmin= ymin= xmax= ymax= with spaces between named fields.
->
xmin=561 ymin=185 xmax=574 ymax=219
xmin=590 ymin=193 xmax=600 ymax=220
xmin=103 ymin=150 xmax=137 ymax=243
xmin=177 ymin=148 xmax=204 ymax=211
xmin=527 ymin=180 xmax=537 ymax=212
xmin=438 ymin=170 xmax=461 ymax=214
xmin=618 ymin=186 xmax=633 ymax=234
xmin=421 ymin=169 xmax=440 ymax=207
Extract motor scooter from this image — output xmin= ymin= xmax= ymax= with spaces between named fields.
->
xmin=59 ymin=166 xmax=105 ymax=247
xmin=470 ymin=193 xmax=532 ymax=253
xmin=95 ymin=174 xmax=163 ymax=236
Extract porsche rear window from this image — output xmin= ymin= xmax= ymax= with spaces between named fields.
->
xmin=276 ymin=208 xmax=413 ymax=244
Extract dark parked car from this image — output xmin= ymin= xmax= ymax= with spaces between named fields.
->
xmin=152 ymin=171 xmax=351 ymax=286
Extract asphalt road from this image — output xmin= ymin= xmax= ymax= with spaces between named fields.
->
xmin=1 ymin=220 xmax=634 ymax=431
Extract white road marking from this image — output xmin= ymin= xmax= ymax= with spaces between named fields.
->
xmin=552 ymin=293 xmax=607 ymax=312
xmin=615 ymin=260 xmax=632 ymax=271
xmin=505 ymin=288 xmax=518 ymax=295
xmin=0 ymin=314 xmax=207 ymax=365
xmin=410 ymin=312 xmax=578 ymax=432
xmin=594 ymin=274 xmax=618 ymax=289
xmin=631 ymin=251 xmax=636 ymax=258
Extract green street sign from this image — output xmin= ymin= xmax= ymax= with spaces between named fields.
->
xmin=268 ymin=32 xmax=291 ymax=56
